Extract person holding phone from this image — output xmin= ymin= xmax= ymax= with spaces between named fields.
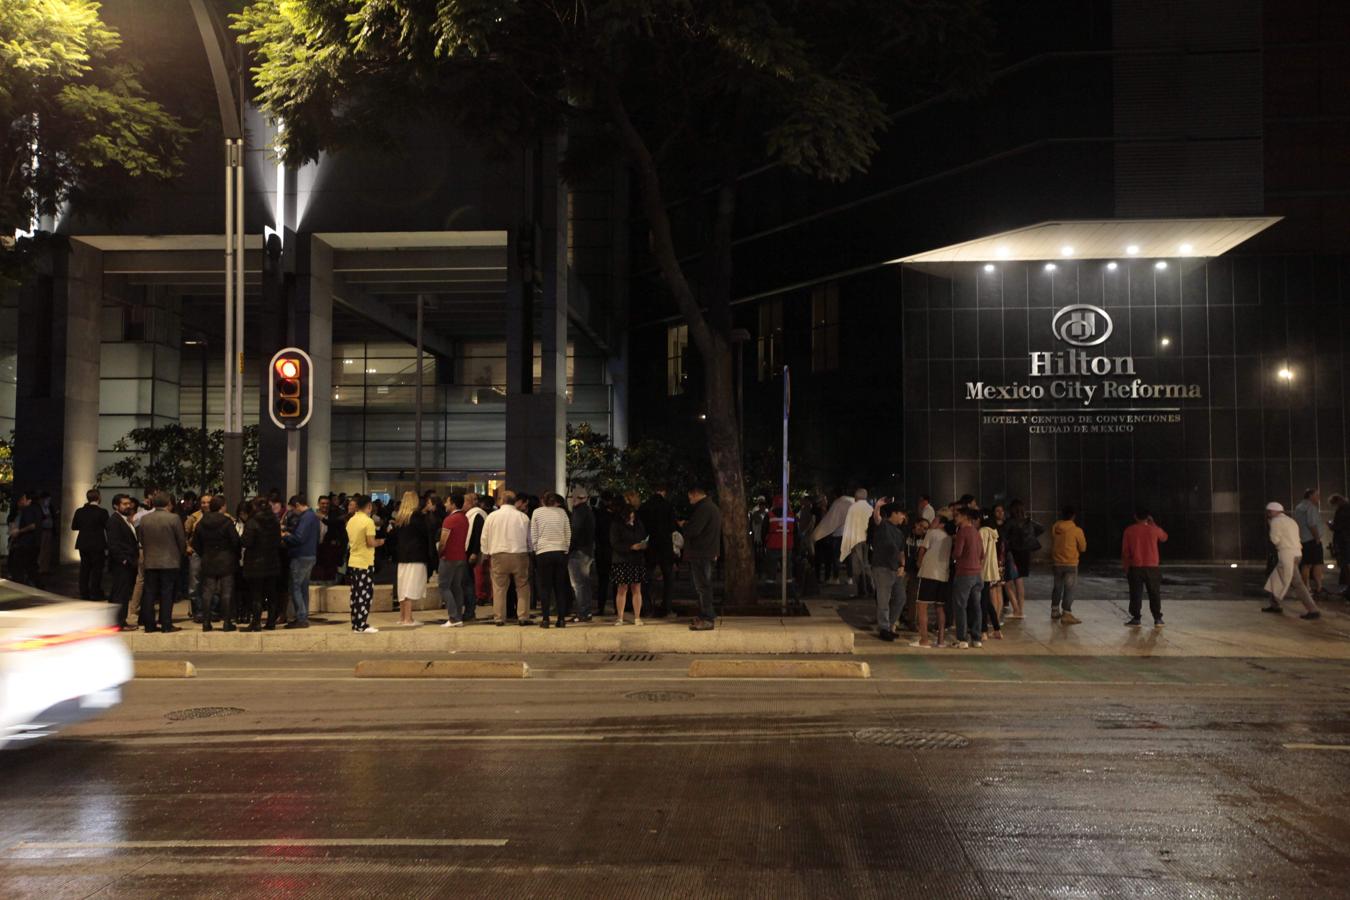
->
xmin=609 ymin=501 xmax=650 ymax=625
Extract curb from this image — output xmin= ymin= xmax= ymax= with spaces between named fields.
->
xmin=134 ymin=660 xmax=196 ymax=679
xmin=687 ymin=659 xmax=871 ymax=679
xmin=354 ymin=660 xmax=530 ymax=679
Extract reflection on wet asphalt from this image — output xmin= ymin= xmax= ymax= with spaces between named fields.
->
xmin=2 ymin=654 xmax=1350 ymax=898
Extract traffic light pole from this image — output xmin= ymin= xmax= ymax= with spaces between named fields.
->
xmin=285 ymin=430 xmax=300 ymax=500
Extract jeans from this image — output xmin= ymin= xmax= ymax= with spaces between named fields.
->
xmin=951 ymin=574 xmax=983 ymax=642
xmin=1051 ymin=565 xmax=1078 ymax=612
xmin=569 ymin=553 xmax=595 ymax=619
xmin=689 ymin=558 xmax=717 ymax=621
xmin=141 ymin=568 xmax=179 ymax=631
xmin=871 ymin=566 xmax=904 ymax=632
xmin=438 ymin=559 xmax=467 ymax=622
xmin=1127 ymin=566 xmax=1162 ymax=620
xmin=188 ymin=553 xmax=204 ymax=617
xmin=289 ymin=556 xmax=315 ymax=623
xmin=200 ymin=574 xmax=235 ymax=627
xmin=535 ymin=551 xmax=570 ymax=622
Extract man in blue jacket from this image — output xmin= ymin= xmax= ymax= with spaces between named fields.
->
xmin=282 ymin=494 xmax=320 ymax=628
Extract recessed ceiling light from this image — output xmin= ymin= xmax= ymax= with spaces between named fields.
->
xmin=1106 ymin=262 xmax=1118 ymax=271
xmin=1154 ymin=261 xmax=1167 ymax=270
xmin=1126 ymin=245 xmax=1140 ymax=255
xmin=996 ymin=246 xmax=1011 ymax=258
xmin=1160 ymin=337 xmax=1171 ymax=347
xmin=983 ymin=263 xmax=995 ymax=272
xmin=1044 ymin=263 xmax=1057 ymax=272
xmin=1179 ymin=243 xmax=1193 ymax=254
xmin=1060 ymin=245 xmax=1074 ymax=257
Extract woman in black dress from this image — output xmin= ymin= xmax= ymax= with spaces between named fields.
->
xmin=609 ymin=502 xmax=649 ymax=626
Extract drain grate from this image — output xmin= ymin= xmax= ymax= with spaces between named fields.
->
xmin=625 ymin=690 xmax=694 ymax=702
xmin=608 ymin=653 xmax=659 ymax=663
xmin=165 ymin=707 xmax=245 ymax=722
xmin=853 ymin=727 xmax=970 ymax=750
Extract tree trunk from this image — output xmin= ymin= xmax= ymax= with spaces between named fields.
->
xmin=702 ymin=333 xmax=756 ymax=606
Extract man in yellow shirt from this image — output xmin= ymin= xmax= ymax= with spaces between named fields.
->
xmin=1050 ymin=505 xmax=1087 ymax=624
xmin=345 ymin=495 xmax=384 ymax=633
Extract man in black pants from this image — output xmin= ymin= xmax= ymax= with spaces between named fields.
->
xmin=105 ymin=494 xmax=140 ymax=630
xmin=640 ymin=486 xmax=677 ymax=617
xmin=71 ymin=489 xmax=110 ymax=600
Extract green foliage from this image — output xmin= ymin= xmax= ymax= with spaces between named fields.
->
xmin=97 ymin=424 xmax=260 ymax=496
xmin=565 ymin=423 xmax=697 ymax=501
xmin=0 ymin=0 xmax=189 ymax=239
xmin=0 ymin=431 xmax=12 ymax=513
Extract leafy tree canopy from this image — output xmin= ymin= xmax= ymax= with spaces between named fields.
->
xmin=0 ymin=0 xmax=189 ymax=241
xmin=97 ymin=424 xmax=260 ymax=497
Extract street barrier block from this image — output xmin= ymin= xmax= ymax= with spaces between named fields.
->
xmin=354 ymin=659 xmax=529 ymax=679
xmin=687 ymin=659 xmax=870 ymax=679
xmin=134 ymin=660 xmax=197 ymax=678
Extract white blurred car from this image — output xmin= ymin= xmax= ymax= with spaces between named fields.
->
xmin=0 ymin=579 xmax=132 ymax=748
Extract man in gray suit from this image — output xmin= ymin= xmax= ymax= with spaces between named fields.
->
xmin=137 ymin=492 xmax=186 ymax=633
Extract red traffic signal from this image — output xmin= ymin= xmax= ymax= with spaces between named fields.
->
xmin=268 ymin=348 xmax=313 ymax=429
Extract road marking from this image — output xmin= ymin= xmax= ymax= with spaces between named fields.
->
xmin=1282 ymin=743 xmax=1350 ymax=752
xmin=7 ymin=838 xmax=507 ymax=851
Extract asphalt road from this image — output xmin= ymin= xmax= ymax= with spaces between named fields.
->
xmin=3 ymin=653 xmax=1350 ymax=898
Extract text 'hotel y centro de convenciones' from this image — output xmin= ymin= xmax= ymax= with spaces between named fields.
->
xmin=967 ymin=304 xmax=1202 ymax=435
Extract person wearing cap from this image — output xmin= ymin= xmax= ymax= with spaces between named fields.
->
xmin=1263 ymin=502 xmax=1320 ymax=619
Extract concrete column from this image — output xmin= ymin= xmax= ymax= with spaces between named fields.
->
xmin=505 ymin=138 xmax=568 ymax=497
xmin=299 ymin=236 xmax=334 ymax=503
xmin=14 ymin=239 xmax=103 ymax=564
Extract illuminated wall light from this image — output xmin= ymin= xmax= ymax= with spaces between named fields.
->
xmin=1154 ymin=261 xmax=1168 ymax=270
xmin=1060 ymin=245 xmax=1074 ymax=257
xmin=1277 ymin=367 xmax=1294 ymax=381
xmin=1229 ymin=563 xmax=1238 ymax=569
xmin=1179 ymin=243 xmax=1193 ymax=254
xmin=1106 ymin=262 xmax=1118 ymax=271
xmin=1044 ymin=263 xmax=1057 ymax=272
xmin=983 ymin=263 xmax=995 ymax=272
xmin=1159 ymin=337 xmax=1171 ymax=347
xmin=1126 ymin=245 xmax=1140 ymax=255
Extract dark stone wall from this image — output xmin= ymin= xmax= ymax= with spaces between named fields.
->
xmin=901 ymin=254 xmax=1350 ymax=560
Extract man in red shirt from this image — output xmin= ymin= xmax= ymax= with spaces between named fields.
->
xmin=1121 ymin=508 xmax=1168 ymax=627
xmin=436 ymin=492 xmax=472 ymax=626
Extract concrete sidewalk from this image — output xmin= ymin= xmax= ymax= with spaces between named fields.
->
xmin=838 ymin=597 xmax=1350 ymax=659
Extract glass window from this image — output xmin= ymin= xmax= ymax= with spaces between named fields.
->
xmin=811 ymin=283 xmax=840 ymax=372
xmin=666 ymin=325 xmax=689 ymax=396
xmin=757 ymin=297 xmax=783 ymax=381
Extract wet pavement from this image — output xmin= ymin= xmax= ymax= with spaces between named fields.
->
xmin=3 ymin=652 xmax=1350 ymax=897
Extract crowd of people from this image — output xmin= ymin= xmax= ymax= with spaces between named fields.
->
xmin=12 ymin=482 xmax=726 ymax=634
xmin=5 ymin=480 xmax=1348 ymax=641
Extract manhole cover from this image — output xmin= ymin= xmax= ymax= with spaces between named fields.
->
xmin=625 ymin=690 xmax=694 ymax=703
xmin=608 ymin=653 xmax=659 ymax=663
xmin=853 ymin=728 xmax=969 ymax=749
xmin=165 ymin=707 xmax=245 ymax=721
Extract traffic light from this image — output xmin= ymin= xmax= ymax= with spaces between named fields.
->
xmin=267 ymin=347 xmax=313 ymax=429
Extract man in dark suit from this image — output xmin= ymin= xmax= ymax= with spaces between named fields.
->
xmin=105 ymin=494 xmax=140 ymax=630
xmin=137 ymin=492 xmax=185 ymax=633
xmin=192 ymin=496 xmax=240 ymax=632
xmin=71 ymin=489 xmax=110 ymax=600
xmin=639 ymin=486 xmax=677 ymax=617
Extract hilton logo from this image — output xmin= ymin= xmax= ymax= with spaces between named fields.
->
xmin=1051 ymin=304 xmax=1113 ymax=347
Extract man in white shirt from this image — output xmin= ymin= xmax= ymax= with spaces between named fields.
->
xmin=1292 ymin=488 xmax=1325 ymax=598
xmin=917 ymin=494 xmax=936 ymax=524
xmin=910 ymin=515 xmax=953 ymax=648
xmin=482 ymin=490 xmax=533 ymax=625
xmin=1263 ymin=502 xmax=1320 ymax=619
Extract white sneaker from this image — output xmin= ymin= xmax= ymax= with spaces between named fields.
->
xmin=440 ymin=620 xmax=464 ymax=628
xmin=359 ymin=626 xmax=379 ymax=634
xmin=956 ymin=641 xmax=969 ymax=649
xmin=970 ymin=640 xmax=983 ymax=648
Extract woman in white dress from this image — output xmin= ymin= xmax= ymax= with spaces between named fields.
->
xmin=391 ymin=491 xmax=430 ymax=626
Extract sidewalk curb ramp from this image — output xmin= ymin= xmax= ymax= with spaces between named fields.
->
xmin=354 ymin=660 xmax=530 ymax=679
xmin=687 ymin=660 xmax=870 ymax=679
xmin=134 ymin=660 xmax=196 ymax=679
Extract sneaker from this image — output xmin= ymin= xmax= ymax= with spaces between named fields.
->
xmin=1125 ymin=617 xmax=1142 ymax=627
xmin=1300 ymin=611 xmax=1322 ymax=620
xmin=970 ymin=640 xmax=983 ymax=648
xmin=357 ymin=626 xmax=379 ymax=634
xmin=907 ymin=639 xmax=931 ymax=648
xmin=955 ymin=641 xmax=969 ymax=649
xmin=689 ymin=619 xmax=715 ymax=631
xmin=441 ymin=620 xmax=464 ymax=628
xmin=1050 ymin=609 xmax=1063 ymax=620
xmin=1060 ymin=613 xmax=1082 ymax=625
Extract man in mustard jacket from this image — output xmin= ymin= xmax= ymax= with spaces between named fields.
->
xmin=1050 ymin=505 xmax=1087 ymax=624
